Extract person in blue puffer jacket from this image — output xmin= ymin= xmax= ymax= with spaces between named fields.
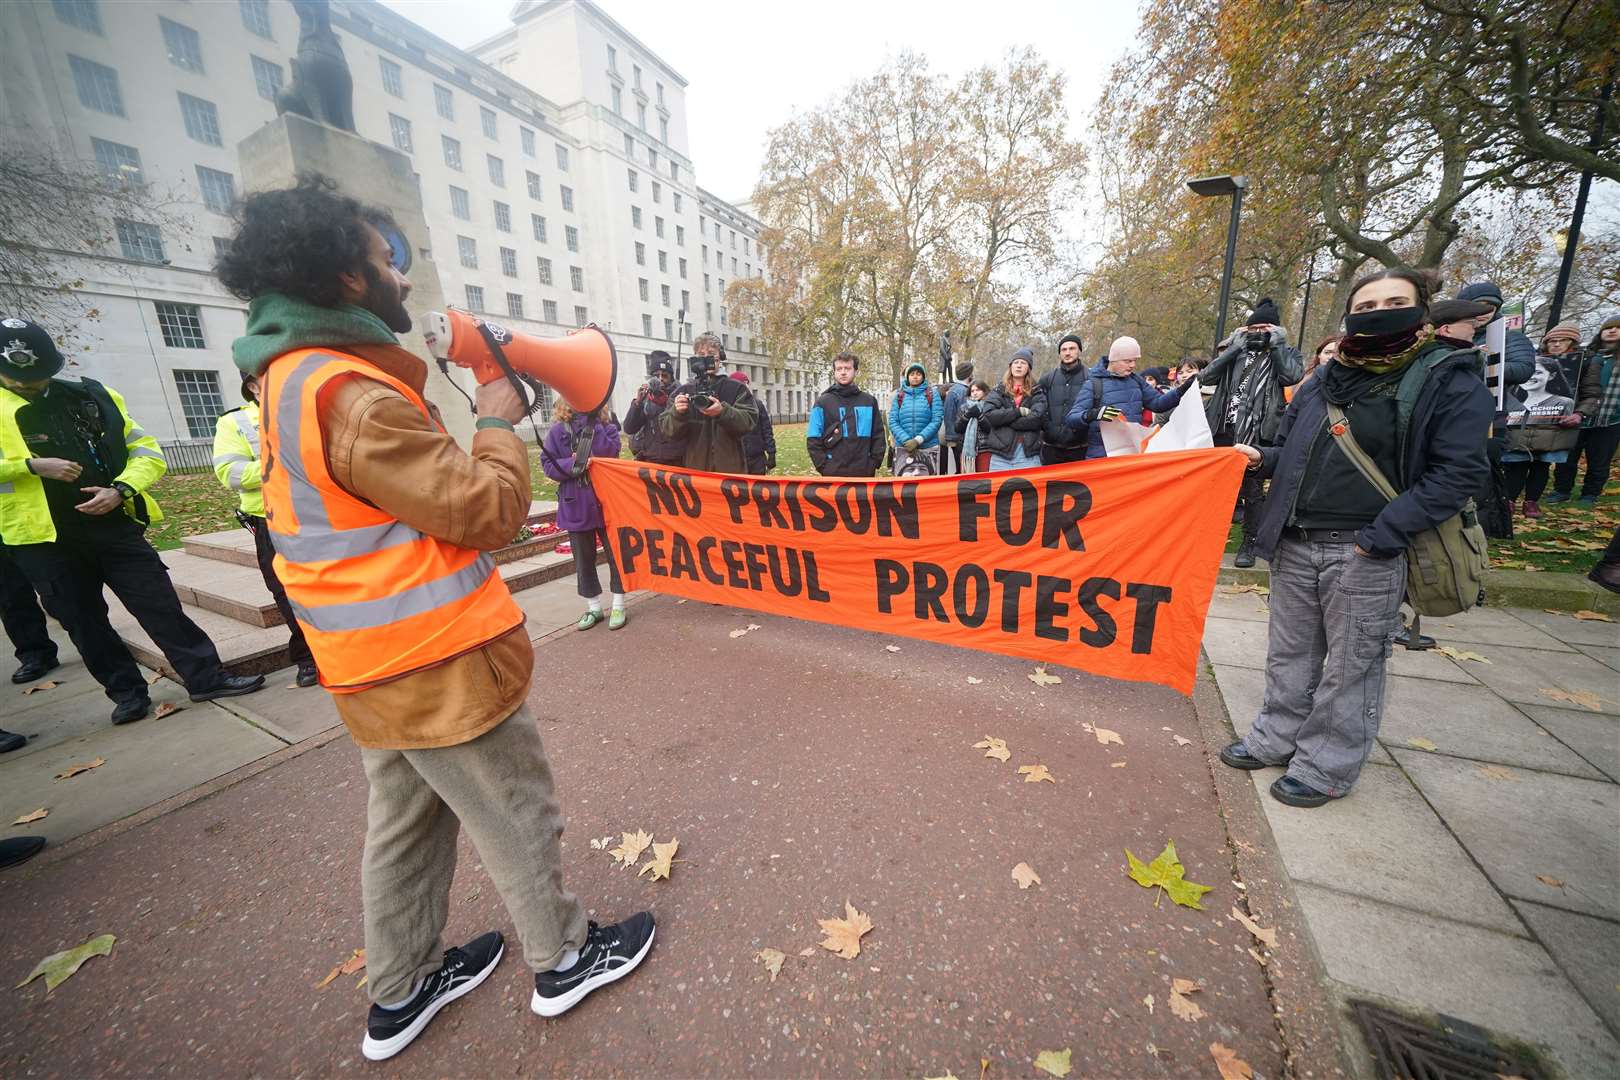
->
xmin=1065 ymin=336 xmax=1184 ymax=459
xmin=887 ymin=361 xmax=944 ymax=474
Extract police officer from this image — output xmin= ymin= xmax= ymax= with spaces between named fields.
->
xmin=213 ymin=372 xmax=317 ymax=687
xmin=1 ymin=545 xmax=59 ymax=752
xmin=0 ymin=318 xmax=263 ymax=724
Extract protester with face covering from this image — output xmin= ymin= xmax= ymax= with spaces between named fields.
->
xmin=1201 ymin=298 xmax=1305 ymax=566
xmin=977 ymin=348 xmax=1048 ymax=470
xmin=1549 ymin=313 xmax=1620 ymax=507
xmin=1036 ymin=333 xmax=1090 ymax=464
xmin=1064 ymin=337 xmax=1184 ymax=458
xmin=1220 ymin=268 xmax=1492 ymax=809
xmin=622 ymin=351 xmax=687 ymax=466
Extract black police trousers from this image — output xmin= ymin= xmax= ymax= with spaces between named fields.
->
xmin=0 ymin=546 xmax=57 ymax=669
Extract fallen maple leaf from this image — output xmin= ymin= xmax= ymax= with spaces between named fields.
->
xmin=314 ymin=947 xmax=367 ymax=989
xmin=1125 ymin=840 xmax=1212 ymax=910
xmin=1229 ymin=907 xmax=1278 ymax=948
xmin=1536 ymin=874 xmax=1565 ymax=888
xmin=1143 ymin=992 xmax=1155 ymax=1014
xmin=1539 ymin=687 xmax=1604 ymax=712
xmin=1011 ymin=862 xmax=1041 ymax=889
xmin=11 ymin=808 xmax=48 ymax=826
xmin=1173 ymin=735 xmax=1192 ymax=747
xmin=608 ymin=829 xmax=653 ymax=868
xmin=1082 ymin=722 xmax=1123 ymax=746
xmin=1033 ymin=1048 xmax=1072 ymax=1077
xmin=1573 ymin=610 xmax=1614 ymax=622
xmin=973 ymin=736 xmax=1011 ymax=763
xmin=55 ymin=757 xmax=107 ymax=781
xmin=1210 ymin=1042 xmax=1254 ymax=1080
xmin=21 ymin=681 xmax=58 ymax=695
xmin=1027 ymin=667 xmax=1062 ymax=687
xmin=1435 ymin=646 xmax=1492 ymax=664
xmin=1168 ymin=977 xmax=1204 ymax=1021
xmin=817 ymin=900 xmax=873 ymax=959
xmin=1407 ymin=737 xmax=1439 ymax=751
xmin=755 ymin=947 xmax=785 ymax=982
xmin=1018 ymin=763 xmax=1055 ymax=784
xmin=638 ymin=838 xmax=678 ymax=881
xmin=153 ymin=702 xmax=182 ymax=719
xmin=1477 ymin=765 xmax=1519 ymax=781
xmin=15 ymin=933 xmax=116 ymax=992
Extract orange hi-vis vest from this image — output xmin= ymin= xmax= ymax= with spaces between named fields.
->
xmin=260 ymin=348 xmax=524 ymax=691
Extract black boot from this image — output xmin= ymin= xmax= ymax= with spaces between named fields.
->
xmin=1233 ymin=538 xmax=1257 ymax=569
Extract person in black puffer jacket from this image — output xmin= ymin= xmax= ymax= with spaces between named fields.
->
xmin=1037 ymin=333 xmax=1089 ymax=464
xmin=807 ymin=351 xmax=886 ymax=477
xmin=978 ymin=348 xmax=1047 ymax=470
xmin=622 ymin=351 xmax=688 ymax=466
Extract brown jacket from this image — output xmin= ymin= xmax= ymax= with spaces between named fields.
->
xmin=311 ymin=344 xmax=533 ymax=750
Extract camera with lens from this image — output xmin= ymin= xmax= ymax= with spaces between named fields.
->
xmin=689 ymin=389 xmax=715 ymax=411
xmin=1245 ymin=329 xmax=1271 ymax=351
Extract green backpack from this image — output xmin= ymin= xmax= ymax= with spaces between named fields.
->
xmin=1324 ymin=348 xmax=1488 ymax=617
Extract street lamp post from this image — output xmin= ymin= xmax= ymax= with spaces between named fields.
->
xmin=1187 ymin=174 xmax=1248 ymax=353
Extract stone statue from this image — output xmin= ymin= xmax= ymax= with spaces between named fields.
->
xmin=274 ymin=0 xmax=356 ymax=133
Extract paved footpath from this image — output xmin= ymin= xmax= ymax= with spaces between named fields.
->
xmin=1202 ymin=587 xmax=1620 ymax=1078
xmin=3 ymin=596 xmax=1290 ymax=1078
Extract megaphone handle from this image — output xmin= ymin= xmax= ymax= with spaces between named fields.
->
xmin=473 ymin=320 xmax=535 ymax=417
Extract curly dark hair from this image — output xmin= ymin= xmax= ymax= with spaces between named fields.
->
xmin=216 ymin=175 xmax=397 ymax=306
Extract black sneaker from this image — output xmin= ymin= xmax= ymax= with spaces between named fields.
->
xmin=360 ymin=931 xmax=504 ymax=1062
xmin=531 ymin=913 xmax=656 ymax=1018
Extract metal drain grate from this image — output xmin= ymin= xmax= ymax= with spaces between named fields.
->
xmin=1353 ymin=1002 xmax=1544 ymax=1080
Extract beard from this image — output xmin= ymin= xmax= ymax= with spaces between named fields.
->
xmin=360 ymin=263 xmax=413 ymax=333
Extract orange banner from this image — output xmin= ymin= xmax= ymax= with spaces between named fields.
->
xmin=590 ymin=450 xmax=1247 ymax=694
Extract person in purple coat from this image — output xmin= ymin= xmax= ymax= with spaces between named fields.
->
xmin=541 ymin=401 xmax=628 ymax=630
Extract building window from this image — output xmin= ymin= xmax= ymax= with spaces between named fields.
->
xmin=716 ymin=249 xmax=723 ymax=268
xmin=196 ymin=166 xmax=235 ymax=213
xmin=442 ymin=135 xmax=462 ymax=170
xmin=745 ymin=237 xmax=753 ymax=256
xmin=179 ymin=93 xmax=221 ymax=146
xmin=631 ymin=206 xmax=642 ymax=230
xmin=664 ymin=318 xmax=674 ymax=339
xmin=155 ymin=302 xmax=205 ymax=348
xmin=655 ymin=217 xmax=665 ymax=239
xmin=676 ymin=227 xmax=686 ymax=248
xmin=213 ymin=236 xmax=231 ymax=259
xmin=160 ymin=17 xmax=204 ymax=73
xmin=633 ymin=64 xmax=642 ymax=88
xmin=493 ymin=201 xmax=511 ymax=232
xmin=389 ymin=113 xmax=413 ymax=153
xmin=638 ymin=279 xmax=649 ymax=302
xmin=705 ymin=301 xmax=712 ymax=322
xmin=670 ymin=161 xmax=679 ymax=182
xmin=732 ymin=257 xmax=739 ymax=275
xmin=681 ymin=288 xmax=690 ymax=310
xmin=623 ymin=133 xmax=635 ymax=155
xmin=661 ymin=284 xmax=671 ymax=306
xmin=500 ymin=247 xmax=518 ymax=277
xmin=722 ymin=332 xmax=729 ymax=347
xmin=537 ymin=257 xmax=552 ymax=284
xmin=115 ymin=219 xmax=164 ymax=262
xmin=487 ymin=154 xmax=504 ymax=187
xmin=239 ymin=0 xmax=272 ymax=37
xmin=434 ymin=84 xmax=454 ymax=120
xmin=627 ymin=169 xmax=638 ymax=192
xmin=565 ymin=225 xmax=579 ymax=252
xmin=457 ymin=235 xmax=477 ymax=269
xmin=570 ymin=266 xmax=584 ymax=292
xmin=465 ymin=285 xmax=485 ymax=312
xmin=555 ymin=144 xmax=569 ymax=171
xmin=560 ymin=186 xmax=574 ymax=211
xmin=649 ymin=147 xmax=658 ymax=168
xmin=607 ymin=44 xmax=617 ymax=70
xmin=507 ymin=292 xmax=524 ymax=318
xmin=637 ymin=103 xmax=647 ymax=130
xmin=612 ymin=85 xmax=622 ymax=115
xmin=380 ymin=56 xmax=403 ymax=97
xmin=652 ymin=182 xmax=663 ymax=205
xmin=658 ymin=250 xmax=668 ymax=272
xmin=704 ymin=273 xmax=710 ymax=292
xmin=532 ymin=214 xmax=547 ymax=242
xmin=521 ymin=127 xmax=535 ymax=156
xmin=480 ymin=107 xmax=497 ymax=139
xmin=730 ymin=229 xmax=737 ymax=249
xmin=634 ymin=242 xmax=645 ymax=266
xmin=68 ymin=55 xmax=123 ymax=116
xmin=746 ymin=262 xmax=752 ymax=277
xmin=642 ymin=314 xmax=653 ymax=336
xmin=91 ymin=138 xmax=142 ymax=185
xmin=251 ymin=56 xmax=283 ymax=102
xmin=450 ymin=186 xmax=470 ymax=220
xmin=173 ymin=369 xmax=224 ymax=437
xmin=715 ymin=223 xmax=722 ymax=241
xmin=526 ymin=170 xmax=542 ymax=200
xmin=543 ymin=299 xmax=558 ymax=322
xmin=53 ymin=0 xmax=102 ymax=34
xmin=673 ymin=192 xmax=683 ymax=213
xmin=660 ymin=118 xmax=669 ymax=143
xmin=574 ymin=306 xmax=588 ymax=327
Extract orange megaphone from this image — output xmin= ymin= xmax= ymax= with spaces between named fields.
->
xmin=422 ymin=308 xmax=617 ymax=415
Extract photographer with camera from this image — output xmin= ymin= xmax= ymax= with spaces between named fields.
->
xmin=658 ymin=332 xmax=756 ymax=473
xmin=1201 ymin=298 xmax=1303 ymax=566
xmin=808 ymin=351 xmax=886 ymax=477
xmin=541 ymin=400 xmax=627 ymax=630
xmin=622 ymin=351 xmax=687 ymax=466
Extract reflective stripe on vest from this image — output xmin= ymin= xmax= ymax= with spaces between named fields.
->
xmin=213 ymin=409 xmax=263 ymax=493
xmin=261 ymin=349 xmax=523 ymax=690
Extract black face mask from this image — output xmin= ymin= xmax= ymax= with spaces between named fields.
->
xmin=1340 ymin=305 xmax=1427 ymax=358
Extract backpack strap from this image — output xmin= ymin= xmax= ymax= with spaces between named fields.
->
xmin=1324 ymin=404 xmax=1399 ymax=502
xmin=1088 ymin=374 xmax=1105 ymax=418
xmin=1393 ymin=345 xmax=1475 ymax=473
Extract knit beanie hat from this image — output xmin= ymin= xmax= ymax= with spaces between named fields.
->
xmin=1109 ymin=336 xmax=1143 ymax=362
xmin=1058 ymin=333 xmax=1083 ymax=353
xmin=1010 ymin=346 xmax=1035 ymax=365
xmin=1604 ymin=313 xmax=1620 ymax=330
xmin=1542 ymin=323 xmax=1581 ymax=350
xmin=1246 ymin=298 xmax=1280 ymax=326
xmin=1458 ymin=281 xmax=1505 ymax=308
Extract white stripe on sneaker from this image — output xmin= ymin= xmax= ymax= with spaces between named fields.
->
xmin=530 ymin=927 xmax=655 ymax=1018
xmin=360 ymin=943 xmax=504 ymax=1062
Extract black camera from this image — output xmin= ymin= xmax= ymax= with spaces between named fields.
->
xmin=1245 ymin=330 xmax=1270 ymax=351
xmin=690 ymin=390 xmax=715 ymax=411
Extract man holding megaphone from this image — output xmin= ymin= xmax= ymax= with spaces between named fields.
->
xmin=219 ymin=177 xmax=654 ymax=1062
xmin=658 ymin=332 xmax=757 ymax=472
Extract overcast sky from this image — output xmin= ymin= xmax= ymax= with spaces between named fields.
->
xmin=377 ymin=0 xmax=1142 ymax=204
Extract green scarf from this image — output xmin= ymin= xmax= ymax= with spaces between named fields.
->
xmin=231 ymin=292 xmax=399 ymax=377
xmin=1338 ymin=329 xmax=1434 ymax=375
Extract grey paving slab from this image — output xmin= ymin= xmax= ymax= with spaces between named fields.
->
xmin=1575 ymin=642 xmax=1620 ymax=673
xmin=5 ymin=661 xmax=104 ymax=722
xmin=1512 ymin=899 xmax=1620 ymax=1038
xmin=1393 ymin=748 xmax=1620 ymax=921
xmin=1295 ymin=883 xmax=1620 ymax=1080
xmin=1205 ymin=589 xmax=1272 ymax=623
xmin=1211 ymin=663 xmax=1394 ymax=765
xmin=1461 ymin=645 xmax=1620 ymax=716
xmin=4 ymin=672 xmax=191 ymax=758
xmin=1511 ymin=607 xmax=1620 ymax=648
xmin=1204 ymin=616 xmax=1481 ymax=684
xmin=211 ymin=666 xmax=343 ymax=743
xmin=1520 ymin=705 xmax=1620 ymax=781
xmin=1251 ymin=762 xmax=1520 ymax=934
xmin=1423 ymin=607 xmax=1574 ymax=651
xmin=1379 ymin=677 xmax=1607 ymax=778
xmin=0 ymin=702 xmax=285 ymax=847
